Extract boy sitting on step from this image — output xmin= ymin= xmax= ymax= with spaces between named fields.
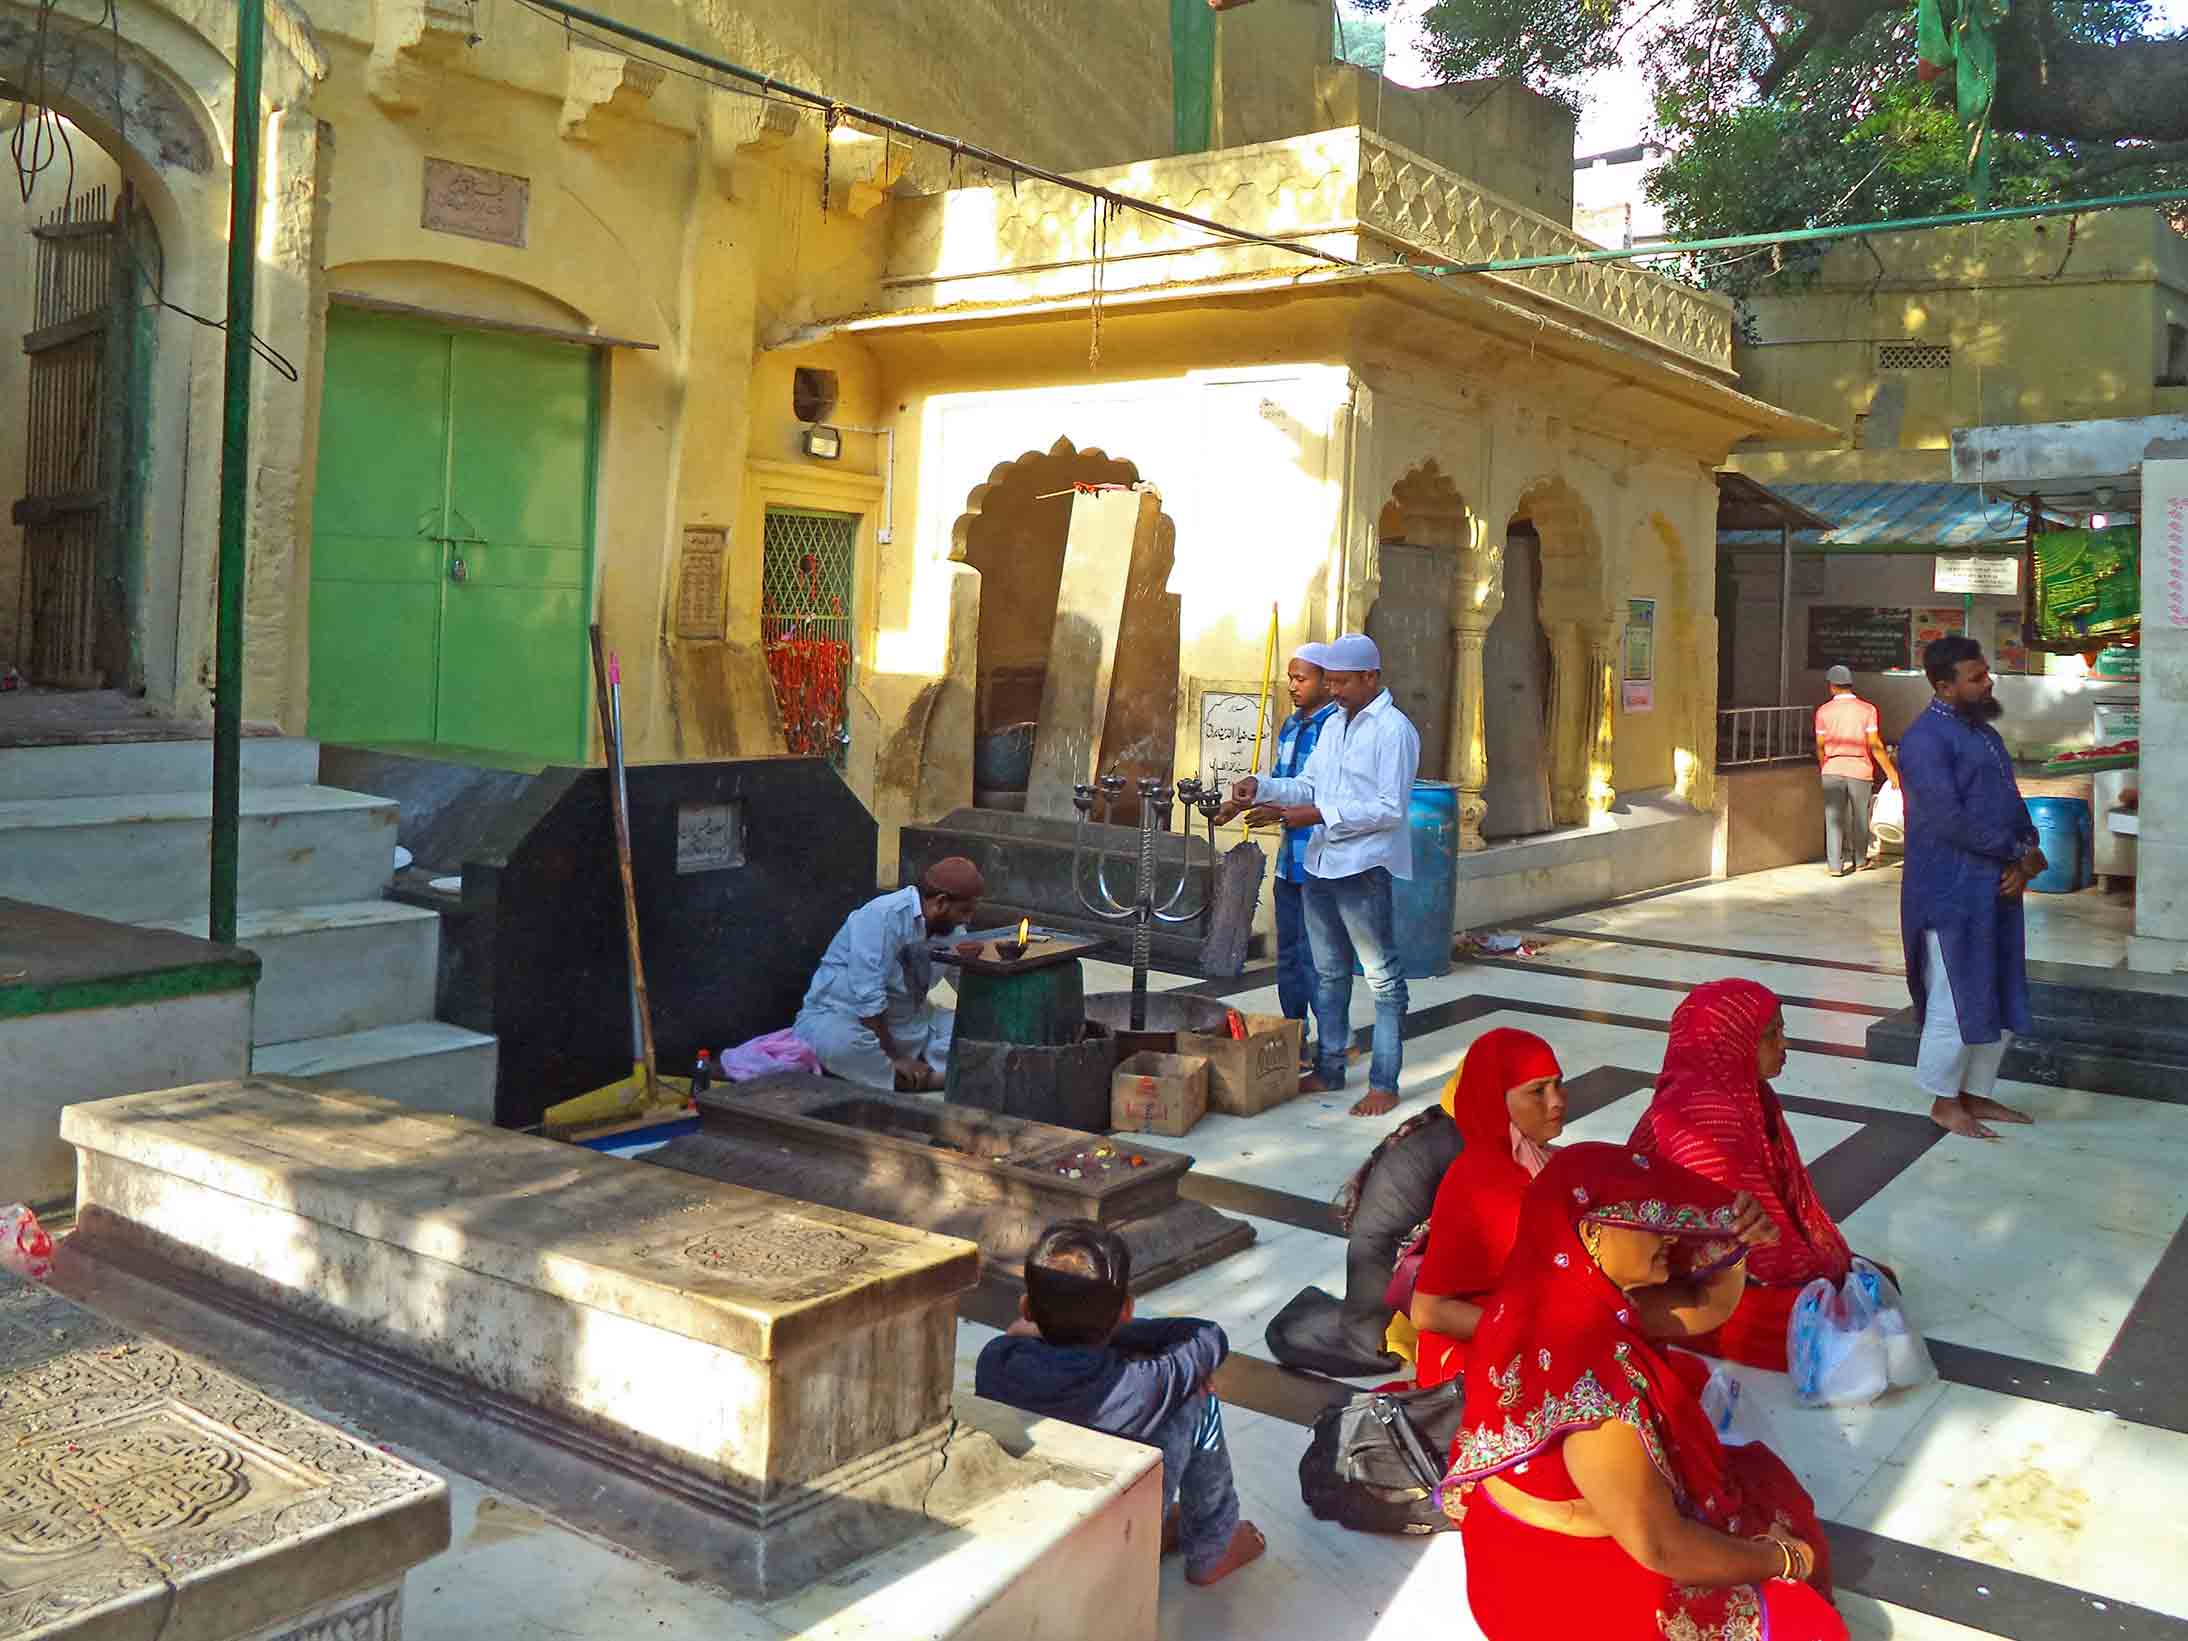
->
xmin=974 ymin=1218 xmax=1265 ymax=1587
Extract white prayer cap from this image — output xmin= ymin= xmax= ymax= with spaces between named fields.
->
xmin=1321 ymin=633 xmax=1382 ymax=672
xmin=1291 ymin=640 xmax=1336 ymax=670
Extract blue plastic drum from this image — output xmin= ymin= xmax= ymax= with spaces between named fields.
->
xmin=1392 ymin=780 xmax=1460 ymax=978
xmin=2025 ymin=796 xmax=2088 ymax=895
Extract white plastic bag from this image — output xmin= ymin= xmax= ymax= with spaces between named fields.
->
xmin=1869 ymin=781 xmax=1906 ymax=845
xmin=0 ymin=1203 xmax=54 ymax=1282
xmin=1852 ymin=1258 xmax=1936 ymax=1391
xmin=1788 ymin=1271 xmax=1888 ymax=1407
xmin=1700 ymin=1364 xmax=1762 ymax=1447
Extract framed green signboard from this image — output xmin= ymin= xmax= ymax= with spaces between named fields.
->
xmin=2033 ymin=524 xmax=2138 ymax=646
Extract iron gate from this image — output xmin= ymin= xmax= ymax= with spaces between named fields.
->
xmin=12 ymin=182 xmax=157 ymax=688
xmin=760 ymin=506 xmax=857 ymax=763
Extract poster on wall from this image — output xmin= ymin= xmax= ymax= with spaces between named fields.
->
xmin=1935 ymin=555 xmax=2021 ymax=596
xmin=1622 ymin=598 xmax=1655 ymax=714
xmin=1194 ymin=683 xmax=1275 ymax=799
xmin=1994 ymin=615 xmax=2029 ymax=675
xmin=1911 ymin=606 xmax=1967 ymax=666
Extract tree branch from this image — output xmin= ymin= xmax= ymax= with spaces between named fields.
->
xmin=2068 ymin=138 xmax=2188 ymax=187
xmin=1992 ymin=33 xmax=2188 ymax=142
xmin=1754 ymin=16 xmax=1824 ymax=96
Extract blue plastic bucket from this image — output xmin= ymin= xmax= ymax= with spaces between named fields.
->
xmin=2078 ymin=802 xmax=2096 ymax=889
xmin=2026 ymin=796 xmax=2087 ymax=895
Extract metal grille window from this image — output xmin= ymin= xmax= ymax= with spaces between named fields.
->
xmin=1878 ymin=342 xmax=1951 ymax=371
xmin=760 ymin=507 xmax=858 ymax=763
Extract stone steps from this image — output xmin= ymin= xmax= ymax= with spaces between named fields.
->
xmin=0 ymin=785 xmax=399 ymax=924
xmin=142 ymin=899 xmax=440 ymax=1048
xmin=0 ymin=735 xmax=320 ymax=800
xmin=0 ymin=735 xmax=497 ymax=1130
xmin=253 ymin=1022 xmax=498 ymax=1124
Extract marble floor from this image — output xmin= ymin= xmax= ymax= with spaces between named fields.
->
xmin=383 ymin=863 xmax=2180 ymax=1638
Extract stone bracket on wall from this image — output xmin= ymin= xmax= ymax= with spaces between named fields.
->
xmin=367 ymin=0 xmax=479 ymax=112
xmin=705 ymin=91 xmax=803 ymax=196
xmin=560 ymin=45 xmax=665 ymax=143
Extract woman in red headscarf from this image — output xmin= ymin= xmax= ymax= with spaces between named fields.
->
xmin=1409 ymin=1028 xmax=1569 ymax=1388
xmin=1631 ymin=979 xmax=1856 ymax=1372
xmin=1446 ymin=1143 xmax=1847 ymax=1641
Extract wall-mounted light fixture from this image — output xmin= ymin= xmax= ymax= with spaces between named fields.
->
xmin=803 ymin=424 xmax=842 ymax=461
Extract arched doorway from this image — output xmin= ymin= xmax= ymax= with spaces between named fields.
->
xmin=1481 ymin=519 xmax=1554 ymax=837
xmin=2 ymin=123 xmax=161 ymax=692
xmin=1370 ymin=462 xmax=1465 ymax=780
xmin=951 ymin=438 xmax=1178 ymax=822
xmin=1511 ymin=478 xmax=1613 ymax=826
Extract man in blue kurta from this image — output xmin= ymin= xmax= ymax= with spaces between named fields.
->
xmin=1898 ymin=636 xmax=2047 ymax=1139
xmin=1251 ymin=643 xmax=1342 ymax=1069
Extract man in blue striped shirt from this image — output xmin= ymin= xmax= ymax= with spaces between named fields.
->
xmin=1249 ymin=645 xmax=1340 ymax=1063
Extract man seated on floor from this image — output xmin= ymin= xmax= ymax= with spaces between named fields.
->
xmin=791 ymin=856 xmax=984 ymax=1091
xmin=976 ymin=1220 xmax=1266 ymax=1589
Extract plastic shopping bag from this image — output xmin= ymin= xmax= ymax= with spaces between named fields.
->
xmin=717 ymin=1027 xmax=822 ymax=1083
xmin=1851 ymin=1258 xmax=1937 ymax=1391
xmin=1869 ymin=780 xmax=1906 ymax=845
xmin=1788 ymin=1271 xmax=1889 ymax=1408
xmin=1700 ymin=1364 xmax=1763 ymax=1447
xmin=0 ymin=1203 xmax=54 ymax=1282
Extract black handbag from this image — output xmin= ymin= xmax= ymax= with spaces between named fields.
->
xmin=1297 ymin=1377 xmax=1463 ymax=1535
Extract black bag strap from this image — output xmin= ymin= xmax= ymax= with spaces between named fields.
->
xmin=1368 ymin=1393 xmax=1444 ymax=1493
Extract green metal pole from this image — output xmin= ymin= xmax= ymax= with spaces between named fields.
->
xmin=210 ymin=0 xmax=265 ymax=947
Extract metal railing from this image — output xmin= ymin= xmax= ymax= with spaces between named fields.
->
xmin=1717 ymin=706 xmax=1817 ymax=768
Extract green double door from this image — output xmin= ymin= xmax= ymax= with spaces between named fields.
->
xmin=309 ymin=312 xmax=598 ymax=764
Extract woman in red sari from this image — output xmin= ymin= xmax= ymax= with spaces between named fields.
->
xmin=1409 ymin=1028 xmax=1568 ymax=1388
xmin=1445 ymin=1143 xmax=1847 ymax=1641
xmin=1630 ymin=979 xmax=1856 ymax=1371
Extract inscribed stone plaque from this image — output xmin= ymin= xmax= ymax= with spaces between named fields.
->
xmin=675 ymin=526 xmax=728 ymax=638
xmin=676 ymin=800 xmax=744 ymax=873
xmin=421 ymin=158 xmax=529 ymax=248
xmin=0 ymin=1270 xmax=444 ymax=1636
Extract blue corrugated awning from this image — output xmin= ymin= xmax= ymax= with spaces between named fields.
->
xmin=1718 ymin=481 xmax=2027 ymax=549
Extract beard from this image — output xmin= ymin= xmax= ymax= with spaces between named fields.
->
xmin=1962 ymin=695 xmax=2005 ymax=722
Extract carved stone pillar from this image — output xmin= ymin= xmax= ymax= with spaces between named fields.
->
xmin=1546 ymin=620 xmax=1588 ymax=827
xmin=1582 ymin=617 xmax=1619 ymax=818
xmin=1449 ymin=611 xmax=1493 ymax=850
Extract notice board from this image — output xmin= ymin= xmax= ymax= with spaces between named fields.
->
xmin=1806 ymin=606 xmax=1910 ymax=674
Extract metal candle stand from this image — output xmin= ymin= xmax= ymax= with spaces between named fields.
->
xmin=1070 ymin=774 xmax=1226 ymax=1031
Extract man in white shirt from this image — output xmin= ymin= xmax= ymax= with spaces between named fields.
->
xmin=1221 ymin=633 xmax=1421 ymax=1117
xmin=793 ymin=856 xmax=985 ymax=1091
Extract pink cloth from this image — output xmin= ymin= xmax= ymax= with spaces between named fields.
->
xmin=1815 ymin=694 xmax=1880 ymax=780
xmin=719 ymin=1027 xmax=822 ymax=1082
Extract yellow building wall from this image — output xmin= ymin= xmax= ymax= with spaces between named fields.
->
xmin=1738 ymin=210 xmax=2188 ymax=452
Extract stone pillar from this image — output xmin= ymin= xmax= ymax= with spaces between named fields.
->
xmin=1582 ymin=617 xmax=1619 ymax=818
xmin=1547 ymin=620 xmax=1588 ymax=827
xmin=1450 ymin=611 xmax=1493 ymax=850
xmin=2129 ymin=460 xmax=2188 ymax=973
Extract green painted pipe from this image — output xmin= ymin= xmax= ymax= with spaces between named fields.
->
xmin=210 ymin=0 xmax=265 ymax=947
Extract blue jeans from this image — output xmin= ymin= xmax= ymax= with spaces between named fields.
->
xmin=1151 ymin=1391 xmax=1242 ymax=1580
xmin=1302 ymin=867 xmax=1407 ymax=1092
xmin=1273 ymin=877 xmax=1319 ymax=1056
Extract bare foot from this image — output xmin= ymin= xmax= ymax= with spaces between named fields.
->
xmin=1299 ymin=1072 xmax=1336 ymax=1096
xmin=1962 ymin=1095 xmax=2034 ymax=1125
xmin=1186 ymin=1521 xmax=1267 ymax=1586
xmin=1930 ymin=1096 xmax=1999 ymax=1140
xmin=1350 ymin=1089 xmax=1399 ymax=1118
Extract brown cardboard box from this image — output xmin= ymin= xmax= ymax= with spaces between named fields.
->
xmin=1110 ymin=1051 xmax=1210 ymax=1138
xmin=1177 ymin=1013 xmax=1304 ymax=1117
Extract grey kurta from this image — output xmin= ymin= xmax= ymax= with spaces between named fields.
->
xmin=793 ymin=885 xmax=953 ymax=1088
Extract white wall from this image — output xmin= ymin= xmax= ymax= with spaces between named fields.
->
xmin=1725 ymin=547 xmax=2138 ymax=755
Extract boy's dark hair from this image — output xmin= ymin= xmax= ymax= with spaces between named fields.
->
xmin=1924 ymin=635 xmax=1985 ymax=687
xmin=1023 ymin=1219 xmax=1132 ymax=1346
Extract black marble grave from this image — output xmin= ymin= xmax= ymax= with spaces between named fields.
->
xmin=1864 ymin=958 xmax=2188 ymax=1103
xmin=322 ymin=747 xmax=876 ymax=1128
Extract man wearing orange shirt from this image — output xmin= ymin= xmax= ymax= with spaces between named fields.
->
xmin=1815 ymin=665 xmax=1901 ymax=877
